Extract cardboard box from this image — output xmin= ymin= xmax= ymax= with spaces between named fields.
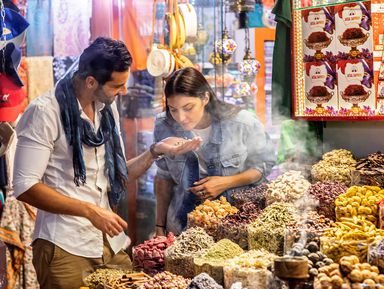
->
xmin=302 ymin=7 xmax=336 ymax=62
xmin=337 ymin=59 xmax=375 ymax=115
xmin=304 ymin=61 xmax=338 ymax=115
xmin=335 ymin=2 xmax=373 ymax=60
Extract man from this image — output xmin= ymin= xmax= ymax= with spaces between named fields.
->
xmin=12 ymin=37 xmax=201 ymax=289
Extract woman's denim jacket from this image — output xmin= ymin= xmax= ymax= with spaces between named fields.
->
xmin=154 ymin=110 xmax=275 ymax=235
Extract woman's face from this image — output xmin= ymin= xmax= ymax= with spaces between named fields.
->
xmin=167 ymin=94 xmax=209 ymax=131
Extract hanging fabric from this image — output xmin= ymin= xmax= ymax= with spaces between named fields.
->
xmin=0 ymin=196 xmax=38 ymax=289
xmin=52 ymin=56 xmax=79 ymax=84
xmin=90 ymin=0 xmax=113 ymax=41
xmin=26 ymin=0 xmax=53 ymax=56
xmin=52 ymin=0 xmax=91 ymax=56
xmin=25 ymin=56 xmax=54 ymax=101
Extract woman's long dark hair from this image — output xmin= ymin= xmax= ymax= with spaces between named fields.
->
xmin=164 ymin=67 xmax=240 ymax=121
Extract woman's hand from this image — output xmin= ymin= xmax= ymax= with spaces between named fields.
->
xmin=154 ymin=136 xmax=202 ymax=156
xmin=189 ymin=176 xmax=232 ymax=200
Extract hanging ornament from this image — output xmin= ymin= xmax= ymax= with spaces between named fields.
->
xmin=228 ymin=0 xmax=256 ymax=13
xmin=240 ymin=48 xmax=261 ymax=77
xmin=214 ymin=27 xmax=237 ymax=58
xmin=240 ymin=27 xmax=261 ymax=83
xmin=209 ymin=51 xmax=232 ymax=66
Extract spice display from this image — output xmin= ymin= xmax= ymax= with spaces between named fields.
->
xmin=287 ymin=241 xmax=333 ymax=281
xmin=217 ymin=202 xmax=261 ymax=249
xmin=132 ymin=233 xmax=175 ymax=275
xmin=104 ymin=272 xmax=152 ymax=289
xmin=223 ymin=250 xmax=276 ymax=289
xmin=335 ymin=186 xmax=384 ymax=225
xmin=379 ymin=200 xmax=384 ymax=230
xmin=285 ymin=211 xmax=333 ymax=251
xmin=265 ymin=170 xmax=311 ymax=206
xmin=321 ymin=217 xmax=384 ymax=262
xmin=194 ymin=239 xmax=243 ymax=285
xmin=188 ymin=196 xmax=238 ymax=238
xmin=311 ymin=149 xmax=356 ymax=185
xmin=165 ymin=227 xmax=215 ymax=278
xmin=231 ymin=184 xmax=267 ymax=209
xmin=84 ymin=268 xmax=134 ymax=289
xmin=186 ymin=273 xmax=223 ymax=289
xmin=248 ymin=202 xmax=298 ymax=255
xmin=307 ymin=182 xmax=348 ymax=221
xmin=314 ymin=255 xmax=384 ymax=289
xmin=139 ymin=271 xmax=190 ymax=289
xmin=368 ymin=239 xmax=384 ymax=271
xmin=352 ymin=153 xmax=384 ymax=187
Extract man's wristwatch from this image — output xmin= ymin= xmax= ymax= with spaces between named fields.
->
xmin=150 ymin=143 xmax=165 ymax=160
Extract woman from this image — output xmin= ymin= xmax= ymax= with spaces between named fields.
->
xmin=154 ymin=67 xmax=275 ymax=236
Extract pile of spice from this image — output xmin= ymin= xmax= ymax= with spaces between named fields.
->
xmin=104 ymin=272 xmax=152 ymax=289
xmin=188 ymin=196 xmax=238 ymax=238
xmin=231 ymin=183 xmax=267 ymax=209
xmin=224 ymin=249 xmax=277 ymax=289
xmin=321 ymin=216 xmax=384 ymax=262
xmin=335 ymin=185 xmax=384 ymax=224
xmin=368 ymin=238 xmax=384 ymax=271
xmin=132 ymin=233 xmax=174 ymax=275
xmin=224 ymin=250 xmax=277 ymax=289
xmin=285 ymin=211 xmax=333 ymax=251
xmin=139 ymin=271 xmax=190 ymax=289
xmin=248 ymin=202 xmax=298 ymax=255
xmin=84 ymin=268 xmax=133 ymax=289
xmin=194 ymin=239 xmax=243 ymax=284
xmin=186 ymin=273 xmax=223 ymax=289
xmin=165 ymin=227 xmax=215 ymax=278
xmin=311 ymin=149 xmax=356 ymax=184
xmin=307 ymin=182 xmax=348 ymax=220
xmin=217 ymin=202 xmax=261 ymax=249
xmin=353 ymin=152 xmax=384 ymax=187
xmin=265 ymin=171 xmax=311 ymax=206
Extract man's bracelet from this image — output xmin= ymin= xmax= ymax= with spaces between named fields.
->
xmin=150 ymin=143 xmax=165 ymax=160
xmin=155 ymin=224 xmax=166 ymax=228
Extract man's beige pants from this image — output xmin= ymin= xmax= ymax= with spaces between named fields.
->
xmin=32 ymin=237 xmax=132 ymax=289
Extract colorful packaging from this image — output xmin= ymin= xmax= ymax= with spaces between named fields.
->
xmin=335 ymin=2 xmax=373 ymax=60
xmin=337 ymin=59 xmax=375 ymax=115
xmin=302 ymin=7 xmax=336 ymax=62
xmin=305 ymin=61 xmax=338 ymax=115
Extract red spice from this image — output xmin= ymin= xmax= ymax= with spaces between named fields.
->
xmin=342 ymin=28 xmax=365 ymax=40
xmin=344 ymin=84 xmax=366 ymax=96
xmin=309 ymin=86 xmax=329 ymax=97
xmin=308 ymin=31 xmax=329 ymax=43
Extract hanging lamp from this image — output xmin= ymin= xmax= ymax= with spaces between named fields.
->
xmin=228 ymin=0 xmax=256 ymax=12
xmin=240 ymin=27 xmax=260 ymax=83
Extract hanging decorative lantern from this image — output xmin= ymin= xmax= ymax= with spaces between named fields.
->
xmin=209 ymin=51 xmax=232 ymax=66
xmin=228 ymin=0 xmax=256 ymax=13
xmin=240 ymin=27 xmax=261 ymax=83
xmin=240 ymin=48 xmax=261 ymax=77
xmin=214 ymin=27 xmax=237 ymax=58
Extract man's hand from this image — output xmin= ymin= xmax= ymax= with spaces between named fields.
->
xmin=155 ymin=226 xmax=166 ymax=237
xmin=189 ymin=176 xmax=232 ymax=200
xmin=86 ymin=204 xmax=128 ymax=237
xmin=154 ymin=136 xmax=202 ymax=156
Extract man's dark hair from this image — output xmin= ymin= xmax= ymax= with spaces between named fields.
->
xmin=77 ymin=37 xmax=132 ymax=85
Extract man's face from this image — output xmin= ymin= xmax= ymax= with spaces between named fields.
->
xmin=95 ymin=70 xmax=129 ymax=105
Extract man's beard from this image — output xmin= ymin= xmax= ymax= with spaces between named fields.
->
xmin=95 ymin=85 xmax=115 ymax=105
